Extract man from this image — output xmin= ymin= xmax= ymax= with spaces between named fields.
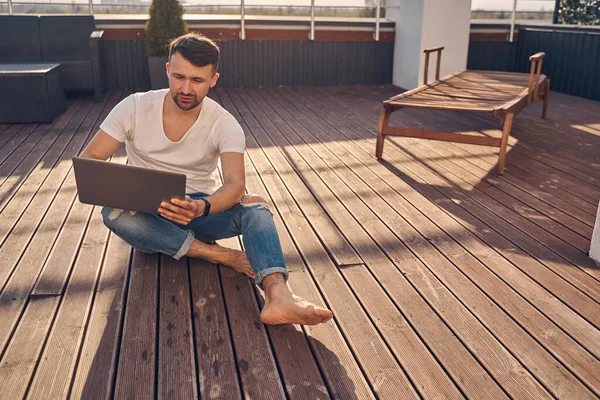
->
xmin=80 ymin=33 xmax=332 ymax=326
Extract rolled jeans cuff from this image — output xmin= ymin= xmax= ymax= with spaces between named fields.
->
xmin=254 ymin=267 xmax=289 ymax=288
xmin=173 ymin=230 xmax=195 ymax=260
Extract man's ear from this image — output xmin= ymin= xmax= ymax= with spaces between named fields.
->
xmin=210 ymin=72 xmax=220 ymax=88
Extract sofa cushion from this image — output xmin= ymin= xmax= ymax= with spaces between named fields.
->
xmin=0 ymin=16 xmax=42 ymax=62
xmin=40 ymin=15 xmax=95 ymax=61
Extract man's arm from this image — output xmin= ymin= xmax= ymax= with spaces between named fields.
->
xmin=80 ymin=130 xmax=123 ymax=160
xmin=203 ymin=152 xmax=245 ymax=213
xmin=158 ymin=152 xmax=246 ymax=225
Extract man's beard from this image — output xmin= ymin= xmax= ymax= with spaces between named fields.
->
xmin=172 ymin=92 xmax=202 ymax=111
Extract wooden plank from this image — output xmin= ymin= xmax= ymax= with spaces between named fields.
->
xmin=0 ymin=296 xmax=60 ymax=399
xmin=0 ymin=124 xmax=10 ymax=136
xmin=216 ymin=237 xmax=286 ymax=400
xmin=0 ymin=101 xmax=87 ymax=213
xmin=69 ymin=234 xmax=131 ymax=399
xmin=189 ymin=258 xmax=242 ymax=400
xmin=0 ymin=101 xmax=95 ymax=244
xmin=408 ymin=130 xmax=595 ymax=238
xmin=385 ymin=70 xmax=466 ymax=102
xmin=0 ymin=158 xmax=118 ymax=397
xmin=32 ymin=93 xmax=124 ymax=294
xmin=382 ymin=126 xmax=501 ymax=147
xmin=510 ymin=144 xmax=600 ymax=191
xmin=0 ymin=123 xmax=60 ymax=189
xmin=113 ymin=251 xmax=159 ymax=400
xmin=0 ymin=124 xmax=39 ymax=168
xmin=26 ymin=204 xmax=110 ymax=398
xmin=388 ymin=98 xmax=496 ymax=112
xmin=0 ymin=107 xmax=80 ymax=192
xmin=238 ymin=88 xmax=470 ymax=399
xmin=158 ymin=255 xmax=197 ymax=399
xmin=280 ymin=86 xmax=600 ymax=398
xmin=0 ymin=93 xmax=119 ymax=295
xmin=401 ymin=136 xmax=592 ymax=252
xmin=0 ymin=174 xmax=92 ymax=353
xmin=0 ymin=95 xmax=122 ymax=397
xmin=0 ymin=124 xmax=27 ymax=153
xmin=503 ymin=151 xmax=600 ymax=205
xmin=0 ymin=93 xmax=118 ymax=335
xmin=437 ymin=140 xmax=596 ymax=226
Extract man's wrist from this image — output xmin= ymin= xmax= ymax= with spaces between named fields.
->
xmin=197 ymin=198 xmax=211 ymax=217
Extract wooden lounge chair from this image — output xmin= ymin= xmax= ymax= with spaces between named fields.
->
xmin=375 ymin=46 xmax=550 ymax=174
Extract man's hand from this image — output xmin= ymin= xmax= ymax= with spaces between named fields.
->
xmin=158 ymin=197 xmax=205 ymax=225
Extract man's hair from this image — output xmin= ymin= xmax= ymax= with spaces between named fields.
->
xmin=168 ymin=33 xmax=220 ymax=72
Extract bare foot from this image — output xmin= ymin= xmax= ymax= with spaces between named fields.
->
xmin=260 ymin=273 xmax=333 ymax=326
xmin=187 ymin=240 xmax=255 ymax=278
xmin=261 ymin=294 xmax=333 ymax=326
xmin=219 ymin=248 xmax=255 ymax=278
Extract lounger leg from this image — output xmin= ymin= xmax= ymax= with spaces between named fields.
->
xmin=498 ymin=113 xmax=514 ymax=175
xmin=542 ymin=79 xmax=550 ymax=119
xmin=376 ymin=106 xmax=391 ymax=159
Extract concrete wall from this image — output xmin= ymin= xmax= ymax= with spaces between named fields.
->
xmin=386 ymin=0 xmax=424 ymax=90
xmin=591 ymin=203 xmax=600 ymax=264
xmin=387 ymin=0 xmax=472 ymax=89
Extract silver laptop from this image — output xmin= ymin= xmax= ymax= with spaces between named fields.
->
xmin=72 ymin=157 xmax=186 ymax=214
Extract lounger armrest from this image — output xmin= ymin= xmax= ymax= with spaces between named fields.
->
xmin=529 ymin=52 xmax=546 ymax=61
xmin=423 ymin=46 xmax=444 ymax=54
xmin=90 ymin=30 xmax=104 ymax=102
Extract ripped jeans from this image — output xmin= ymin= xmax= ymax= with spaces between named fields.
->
xmin=101 ymin=192 xmax=288 ymax=287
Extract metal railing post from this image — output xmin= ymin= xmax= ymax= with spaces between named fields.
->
xmin=375 ymin=0 xmax=381 ymax=41
xmin=310 ymin=0 xmax=315 ymax=40
xmin=240 ymin=0 xmax=246 ymax=40
xmin=510 ymin=0 xmax=517 ymax=42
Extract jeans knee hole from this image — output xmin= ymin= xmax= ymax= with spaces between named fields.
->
xmin=107 ymin=208 xmax=125 ymax=221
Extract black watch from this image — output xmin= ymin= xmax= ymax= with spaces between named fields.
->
xmin=199 ymin=198 xmax=211 ymax=217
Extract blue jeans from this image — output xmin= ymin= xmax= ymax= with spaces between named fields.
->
xmin=101 ymin=192 xmax=288 ymax=287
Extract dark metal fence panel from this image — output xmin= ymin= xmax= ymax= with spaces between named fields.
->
xmin=102 ymin=40 xmax=150 ymax=91
xmin=467 ymin=42 xmax=517 ymax=72
xmin=101 ymin=39 xmax=393 ymax=90
xmin=515 ymin=27 xmax=600 ymax=101
xmin=216 ymin=40 xmax=393 ymax=88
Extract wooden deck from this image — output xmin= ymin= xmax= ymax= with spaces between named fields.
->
xmin=0 ymin=85 xmax=599 ymax=399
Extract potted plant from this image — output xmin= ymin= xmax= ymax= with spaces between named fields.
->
xmin=145 ymin=0 xmax=188 ymax=89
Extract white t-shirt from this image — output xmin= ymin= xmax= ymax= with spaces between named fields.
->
xmin=100 ymin=89 xmax=245 ymax=194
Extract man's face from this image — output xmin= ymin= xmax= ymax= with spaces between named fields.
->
xmin=166 ymin=52 xmax=219 ymax=111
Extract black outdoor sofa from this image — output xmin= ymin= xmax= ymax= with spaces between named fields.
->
xmin=0 ymin=15 xmax=104 ymax=123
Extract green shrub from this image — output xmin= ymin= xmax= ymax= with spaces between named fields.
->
xmin=557 ymin=0 xmax=600 ymax=25
xmin=145 ymin=0 xmax=188 ymax=56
